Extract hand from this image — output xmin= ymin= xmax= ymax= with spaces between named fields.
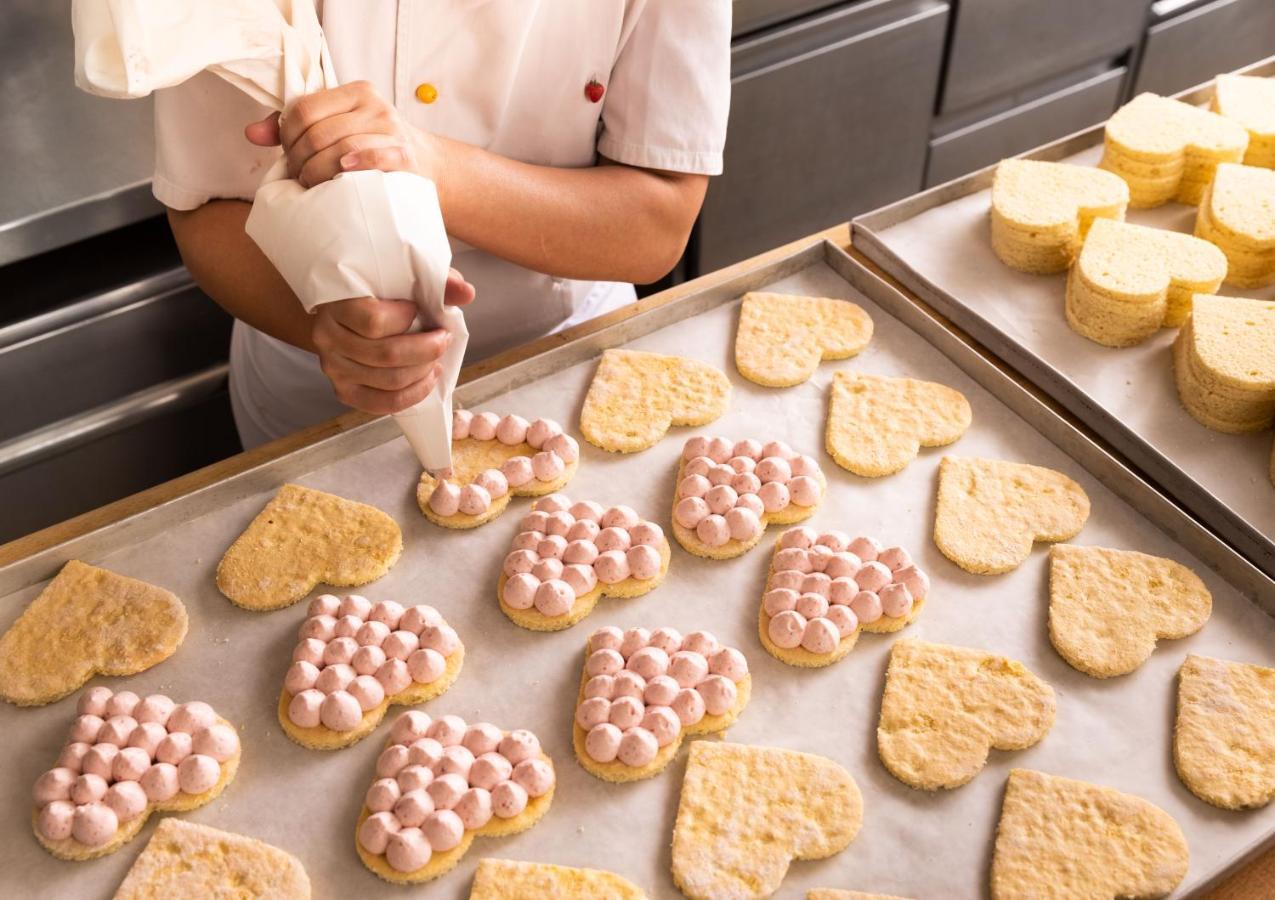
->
xmin=245 ymin=82 xmax=438 ymax=188
xmin=311 ymin=269 xmax=475 ymax=415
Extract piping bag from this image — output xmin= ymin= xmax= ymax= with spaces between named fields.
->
xmin=72 ymin=0 xmax=468 ymax=474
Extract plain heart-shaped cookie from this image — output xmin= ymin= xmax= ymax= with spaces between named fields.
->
xmin=877 ymin=640 xmax=1055 ymax=791
xmin=671 ymin=741 xmax=863 ymax=900
xmin=0 ymin=560 xmax=187 ymax=707
xmin=573 ymin=625 xmax=751 ymax=782
xmin=112 ymin=818 xmax=310 ymax=899
xmin=934 ymin=457 xmax=1090 ymax=575
xmin=1174 ymin=654 xmax=1275 ymax=809
xmin=990 ymin=769 xmax=1188 ymax=900
xmin=579 ymin=349 xmax=730 ymax=453
xmin=279 ymin=593 xmax=464 ymax=749
xmin=990 ymin=159 xmax=1129 ymax=274
xmin=417 ymin=411 xmax=579 ymax=528
xmin=826 ymin=371 xmax=971 ymax=477
xmin=355 ymin=710 xmax=555 ymax=884
xmin=1049 ymin=545 xmax=1211 ymax=678
xmin=470 ymin=858 xmax=647 ymax=899
xmin=32 ymin=687 xmax=240 ymax=860
xmin=734 ymin=292 xmax=873 ymax=387
xmin=217 ymin=484 xmax=402 ymax=611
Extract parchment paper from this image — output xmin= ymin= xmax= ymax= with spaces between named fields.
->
xmin=871 ymin=143 xmax=1275 ymax=563
xmin=3 ymin=262 xmax=1273 ymax=899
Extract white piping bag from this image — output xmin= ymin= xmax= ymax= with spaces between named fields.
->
xmin=72 ymin=0 xmax=468 ymax=473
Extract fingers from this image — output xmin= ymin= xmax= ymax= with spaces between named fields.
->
xmin=327 ymin=297 xmax=419 ymax=339
xmin=332 ymin=364 xmax=443 ymax=416
xmin=298 ymin=133 xmax=405 ymax=188
xmin=280 ymin=82 xmax=372 ymax=148
xmin=244 ymin=113 xmax=281 ymax=147
xmin=444 ymin=268 xmax=476 ymax=306
xmin=338 ymin=145 xmax=416 ymax=176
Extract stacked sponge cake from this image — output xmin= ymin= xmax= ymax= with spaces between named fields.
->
xmin=1100 ymin=93 xmax=1248 ymax=207
xmin=990 ymin=159 xmax=1128 ymax=274
xmin=1212 ymin=74 xmax=1275 ymax=169
xmin=1194 ymin=163 xmax=1275 ymax=288
xmin=1173 ymin=294 xmax=1275 ymax=433
xmin=1065 ymin=218 xmax=1227 ymax=346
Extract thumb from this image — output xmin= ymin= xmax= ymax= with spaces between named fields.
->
xmin=244 ymin=112 xmax=282 ymax=147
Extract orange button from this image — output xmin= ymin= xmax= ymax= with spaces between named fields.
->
xmin=415 ymin=83 xmax=439 ymax=104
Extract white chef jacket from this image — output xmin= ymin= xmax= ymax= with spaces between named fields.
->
xmin=151 ymin=0 xmax=731 ymax=447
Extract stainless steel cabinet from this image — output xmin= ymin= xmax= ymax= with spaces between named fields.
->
xmin=1134 ymin=0 xmax=1275 ymax=95
xmin=732 ymin=0 xmax=844 ymax=36
xmin=696 ymin=0 xmax=949 ymax=272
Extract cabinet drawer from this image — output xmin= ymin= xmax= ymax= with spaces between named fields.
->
xmin=941 ymin=0 xmax=1147 ymax=114
xmin=697 ymin=0 xmax=948 ymax=272
xmin=1135 ymin=0 xmax=1275 ymax=96
xmin=927 ymin=67 xmax=1126 ymax=187
xmin=732 ymin=0 xmax=844 ymax=36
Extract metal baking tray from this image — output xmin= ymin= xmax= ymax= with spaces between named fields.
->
xmin=852 ymin=55 xmax=1275 ymax=583
xmin=1 ymin=242 xmax=1271 ymax=899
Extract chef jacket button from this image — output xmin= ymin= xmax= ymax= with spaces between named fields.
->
xmin=415 ymin=83 xmax=439 ymax=104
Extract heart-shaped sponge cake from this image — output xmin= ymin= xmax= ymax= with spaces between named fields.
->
xmin=990 ymin=159 xmax=1129 ymax=274
xmin=734 ymin=291 xmax=873 ymax=387
xmin=672 ymin=435 xmax=826 ymax=560
xmin=0 ymin=561 xmax=187 ymax=707
xmin=759 ymin=526 xmax=930 ymax=668
xmin=112 ymin=818 xmax=311 ymax=900
xmin=32 ymin=687 xmax=240 ymax=860
xmin=573 ymin=625 xmax=751 ymax=782
xmin=279 ymin=594 xmax=463 ymax=750
xmin=990 ymin=769 xmax=1188 ymax=900
xmin=1174 ymin=654 xmax=1275 ymax=810
xmin=1049 ymin=545 xmax=1211 ymax=678
xmin=580 ymin=349 xmax=730 ymax=453
xmin=498 ymin=494 xmax=670 ymax=632
xmin=877 ymin=640 xmax=1055 ymax=791
xmin=417 ymin=411 xmax=579 ymax=528
xmin=1174 ymin=294 xmax=1275 ymax=433
xmin=470 ymin=859 xmax=647 ymax=899
xmin=1195 ymin=163 xmax=1275 ymax=288
xmin=217 ymin=484 xmax=402 ymax=611
xmin=826 ymin=371 xmax=971 ymax=477
xmin=671 ymin=741 xmax=863 ymax=900
xmin=355 ymin=710 xmax=555 ymax=884
xmin=934 ymin=457 xmax=1089 ymax=575
xmin=1212 ymin=74 xmax=1275 ymax=167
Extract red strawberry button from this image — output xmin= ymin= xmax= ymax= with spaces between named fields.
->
xmin=585 ymin=79 xmax=605 ymax=103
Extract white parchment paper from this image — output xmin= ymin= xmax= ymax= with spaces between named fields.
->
xmin=872 ymin=144 xmax=1275 ymax=561
xmin=2 ymin=263 xmax=1273 ymax=899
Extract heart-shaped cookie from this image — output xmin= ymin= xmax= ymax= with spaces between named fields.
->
xmin=877 ymin=640 xmax=1055 ymax=791
xmin=990 ymin=159 xmax=1129 ymax=274
xmin=355 ymin=710 xmax=555 ymax=884
xmin=471 ymin=858 xmax=647 ymax=899
xmin=113 ymin=818 xmax=310 ymax=899
xmin=279 ymin=594 xmax=464 ymax=750
xmin=990 ymin=769 xmax=1188 ymax=899
xmin=734 ymin=292 xmax=873 ymax=387
xmin=759 ymin=527 xmax=930 ymax=668
xmin=573 ymin=625 xmax=751 ymax=782
xmin=826 ymin=371 xmax=971 ymax=477
xmin=417 ymin=411 xmax=579 ymax=528
xmin=498 ymin=495 xmax=670 ymax=632
xmin=217 ymin=484 xmax=402 ymax=611
xmin=0 ymin=561 xmax=187 ymax=707
xmin=32 ymin=687 xmax=241 ymax=860
xmin=671 ymin=741 xmax=863 ymax=900
xmin=672 ymin=436 xmax=826 ymax=560
xmin=1049 ymin=545 xmax=1211 ymax=678
xmin=580 ymin=349 xmax=730 ymax=453
xmin=1174 ymin=654 xmax=1274 ymax=810
xmin=934 ymin=457 xmax=1089 ymax=575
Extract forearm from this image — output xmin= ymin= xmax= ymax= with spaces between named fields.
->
xmin=166 ymin=201 xmax=316 ymax=351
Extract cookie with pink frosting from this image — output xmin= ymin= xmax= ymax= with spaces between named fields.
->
xmin=416 ymin=411 xmax=580 ymax=529
xmin=671 ymin=436 xmax=827 ymax=559
xmin=759 ymin=527 xmax=930 ymax=668
xmin=31 ymin=687 xmax=241 ymax=860
xmin=572 ymin=626 xmax=752 ymax=782
xmin=498 ymin=495 xmax=672 ymax=632
xmin=355 ymin=710 xmax=555 ymax=884
xmin=278 ymin=594 xmax=465 ymax=750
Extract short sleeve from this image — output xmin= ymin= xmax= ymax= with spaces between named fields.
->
xmin=597 ymin=0 xmax=731 ymax=175
xmin=152 ymin=71 xmax=281 ymax=210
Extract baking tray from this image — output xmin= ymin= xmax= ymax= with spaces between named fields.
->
xmin=852 ymin=55 xmax=1275 ymax=584
xmin=1 ymin=242 xmax=1272 ymax=899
